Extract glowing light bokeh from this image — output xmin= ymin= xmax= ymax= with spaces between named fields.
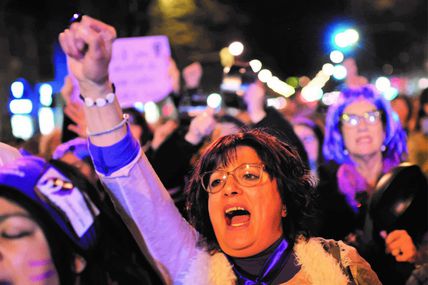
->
xmin=11 ymin=81 xmax=24 ymax=98
xmin=332 ymin=64 xmax=347 ymax=80
xmin=334 ymin=28 xmax=359 ymax=48
xmin=38 ymin=107 xmax=55 ymax=135
xmin=418 ymin=78 xmax=428 ymax=89
xmin=249 ymin=59 xmax=262 ymax=73
xmin=228 ymin=41 xmax=244 ymax=56
xmin=322 ymin=63 xmax=335 ymax=76
xmin=301 ymin=86 xmax=323 ymax=102
xmin=258 ymin=69 xmax=272 ymax=83
xmin=39 ymin=83 xmax=53 ymax=106
xmin=11 ymin=115 xmax=34 ymax=140
xmin=207 ymin=93 xmax=222 ymax=109
xmin=375 ymin=76 xmax=391 ymax=92
xmin=9 ymin=99 xmax=33 ymax=114
xmin=144 ymin=101 xmax=160 ymax=124
xmin=330 ymin=50 xmax=344 ymax=63
xmin=286 ymin=77 xmax=299 ymax=88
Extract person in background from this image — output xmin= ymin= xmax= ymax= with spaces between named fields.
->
xmin=241 ymin=80 xmax=309 ymax=167
xmin=391 ymin=94 xmax=414 ymax=134
xmin=58 ymin=15 xmax=381 ymax=285
xmin=407 ymin=88 xmax=428 ymax=177
xmin=0 ymin=156 xmax=164 ymax=285
xmin=320 ymin=85 xmax=427 ymax=284
xmin=292 ymin=117 xmax=325 ymax=181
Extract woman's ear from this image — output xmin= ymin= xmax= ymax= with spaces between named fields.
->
xmin=72 ymin=254 xmax=87 ymax=274
xmin=281 ymin=205 xmax=287 ymax=218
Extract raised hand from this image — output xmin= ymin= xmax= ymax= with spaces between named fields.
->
xmin=385 ymin=229 xmax=417 ymax=263
xmin=185 ymin=108 xmax=216 ymax=145
xmin=64 ymin=101 xmax=87 ymax=138
xmin=58 ymin=15 xmax=116 ymax=93
xmin=59 ymin=15 xmax=124 ymax=146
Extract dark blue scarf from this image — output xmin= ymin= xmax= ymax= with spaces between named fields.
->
xmin=228 ymin=238 xmax=296 ymax=285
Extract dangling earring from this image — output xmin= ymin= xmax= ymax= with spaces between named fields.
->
xmin=281 ymin=206 xmax=287 ymax=218
xmin=381 ymin=145 xmax=386 ymax=152
xmin=343 ymin=149 xmax=349 ymax=155
xmin=73 ymin=254 xmax=87 ymax=274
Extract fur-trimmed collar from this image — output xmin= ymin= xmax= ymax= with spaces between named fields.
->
xmin=177 ymin=238 xmax=350 ymax=285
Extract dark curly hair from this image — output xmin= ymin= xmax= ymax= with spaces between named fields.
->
xmin=185 ymin=128 xmax=317 ymax=252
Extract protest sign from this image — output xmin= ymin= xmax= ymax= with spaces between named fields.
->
xmin=109 ymin=35 xmax=173 ymax=107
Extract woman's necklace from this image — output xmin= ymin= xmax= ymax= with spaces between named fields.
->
xmin=227 ymin=238 xmax=295 ymax=285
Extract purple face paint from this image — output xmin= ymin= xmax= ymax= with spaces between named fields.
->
xmin=29 ymin=259 xmax=53 ymax=267
xmin=30 ymin=269 xmax=56 ymax=282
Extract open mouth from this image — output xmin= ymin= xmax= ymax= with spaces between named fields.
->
xmin=225 ymin=206 xmax=251 ymax=227
xmin=0 ymin=281 xmax=13 ymax=285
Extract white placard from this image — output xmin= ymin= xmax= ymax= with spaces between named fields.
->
xmin=109 ymin=35 xmax=173 ymax=107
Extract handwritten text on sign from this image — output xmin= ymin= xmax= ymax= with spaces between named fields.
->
xmin=109 ymin=35 xmax=172 ymax=107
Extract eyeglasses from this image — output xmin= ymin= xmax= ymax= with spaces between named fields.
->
xmin=341 ymin=110 xmax=381 ymax=127
xmin=200 ymin=163 xmax=265 ymax=194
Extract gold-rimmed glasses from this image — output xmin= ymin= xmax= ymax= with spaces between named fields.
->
xmin=200 ymin=163 xmax=265 ymax=194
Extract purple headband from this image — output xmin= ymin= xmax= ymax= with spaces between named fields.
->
xmin=0 ymin=156 xmax=99 ymax=251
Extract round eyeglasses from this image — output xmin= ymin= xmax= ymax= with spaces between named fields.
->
xmin=341 ymin=110 xmax=381 ymax=127
xmin=200 ymin=163 xmax=265 ymax=194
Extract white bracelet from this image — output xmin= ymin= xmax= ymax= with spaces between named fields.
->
xmin=79 ymin=84 xmax=116 ymax=107
xmin=80 ymin=93 xmax=115 ymax=107
xmin=87 ymin=114 xmax=129 ymax=137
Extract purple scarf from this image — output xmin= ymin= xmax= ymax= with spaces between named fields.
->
xmin=337 ymin=157 xmax=399 ymax=212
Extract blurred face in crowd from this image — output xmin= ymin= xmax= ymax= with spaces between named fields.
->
xmin=341 ymin=99 xmax=385 ymax=159
xmin=207 ymin=146 xmax=284 ymax=258
xmin=0 ymin=197 xmax=59 ymax=285
xmin=293 ymin=124 xmax=319 ymax=163
xmin=391 ymin=98 xmax=410 ymax=128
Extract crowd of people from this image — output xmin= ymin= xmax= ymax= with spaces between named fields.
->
xmin=1 ymin=15 xmax=427 ymax=285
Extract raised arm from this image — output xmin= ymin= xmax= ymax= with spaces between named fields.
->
xmin=59 ymin=15 xmax=124 ymax=147
xmin=59 ymin=15 xmax=200 ymax=283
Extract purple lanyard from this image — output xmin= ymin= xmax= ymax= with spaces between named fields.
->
xmin=228 ymin=239 xmax=290 ymax=285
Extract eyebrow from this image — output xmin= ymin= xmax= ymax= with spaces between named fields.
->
xmin=0 ymin=213 xmax=32 ymax=223
xmin=342 ymin=109 xmax=378 ymax=116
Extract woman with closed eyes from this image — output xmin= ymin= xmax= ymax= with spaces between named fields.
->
xmin=0 ymin=156 xmax=163 ymax=285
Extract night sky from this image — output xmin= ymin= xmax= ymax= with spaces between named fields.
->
xmin=1 ymin=0 xmax=427 ymax=84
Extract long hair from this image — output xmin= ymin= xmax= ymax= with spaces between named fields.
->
xmin=323 ymin=85 xmax=407 ymax=164
xmin=415 ymin=88 xmax=428 ymax=131
xmin=185 ymin=129 xmax=317 ymax=252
